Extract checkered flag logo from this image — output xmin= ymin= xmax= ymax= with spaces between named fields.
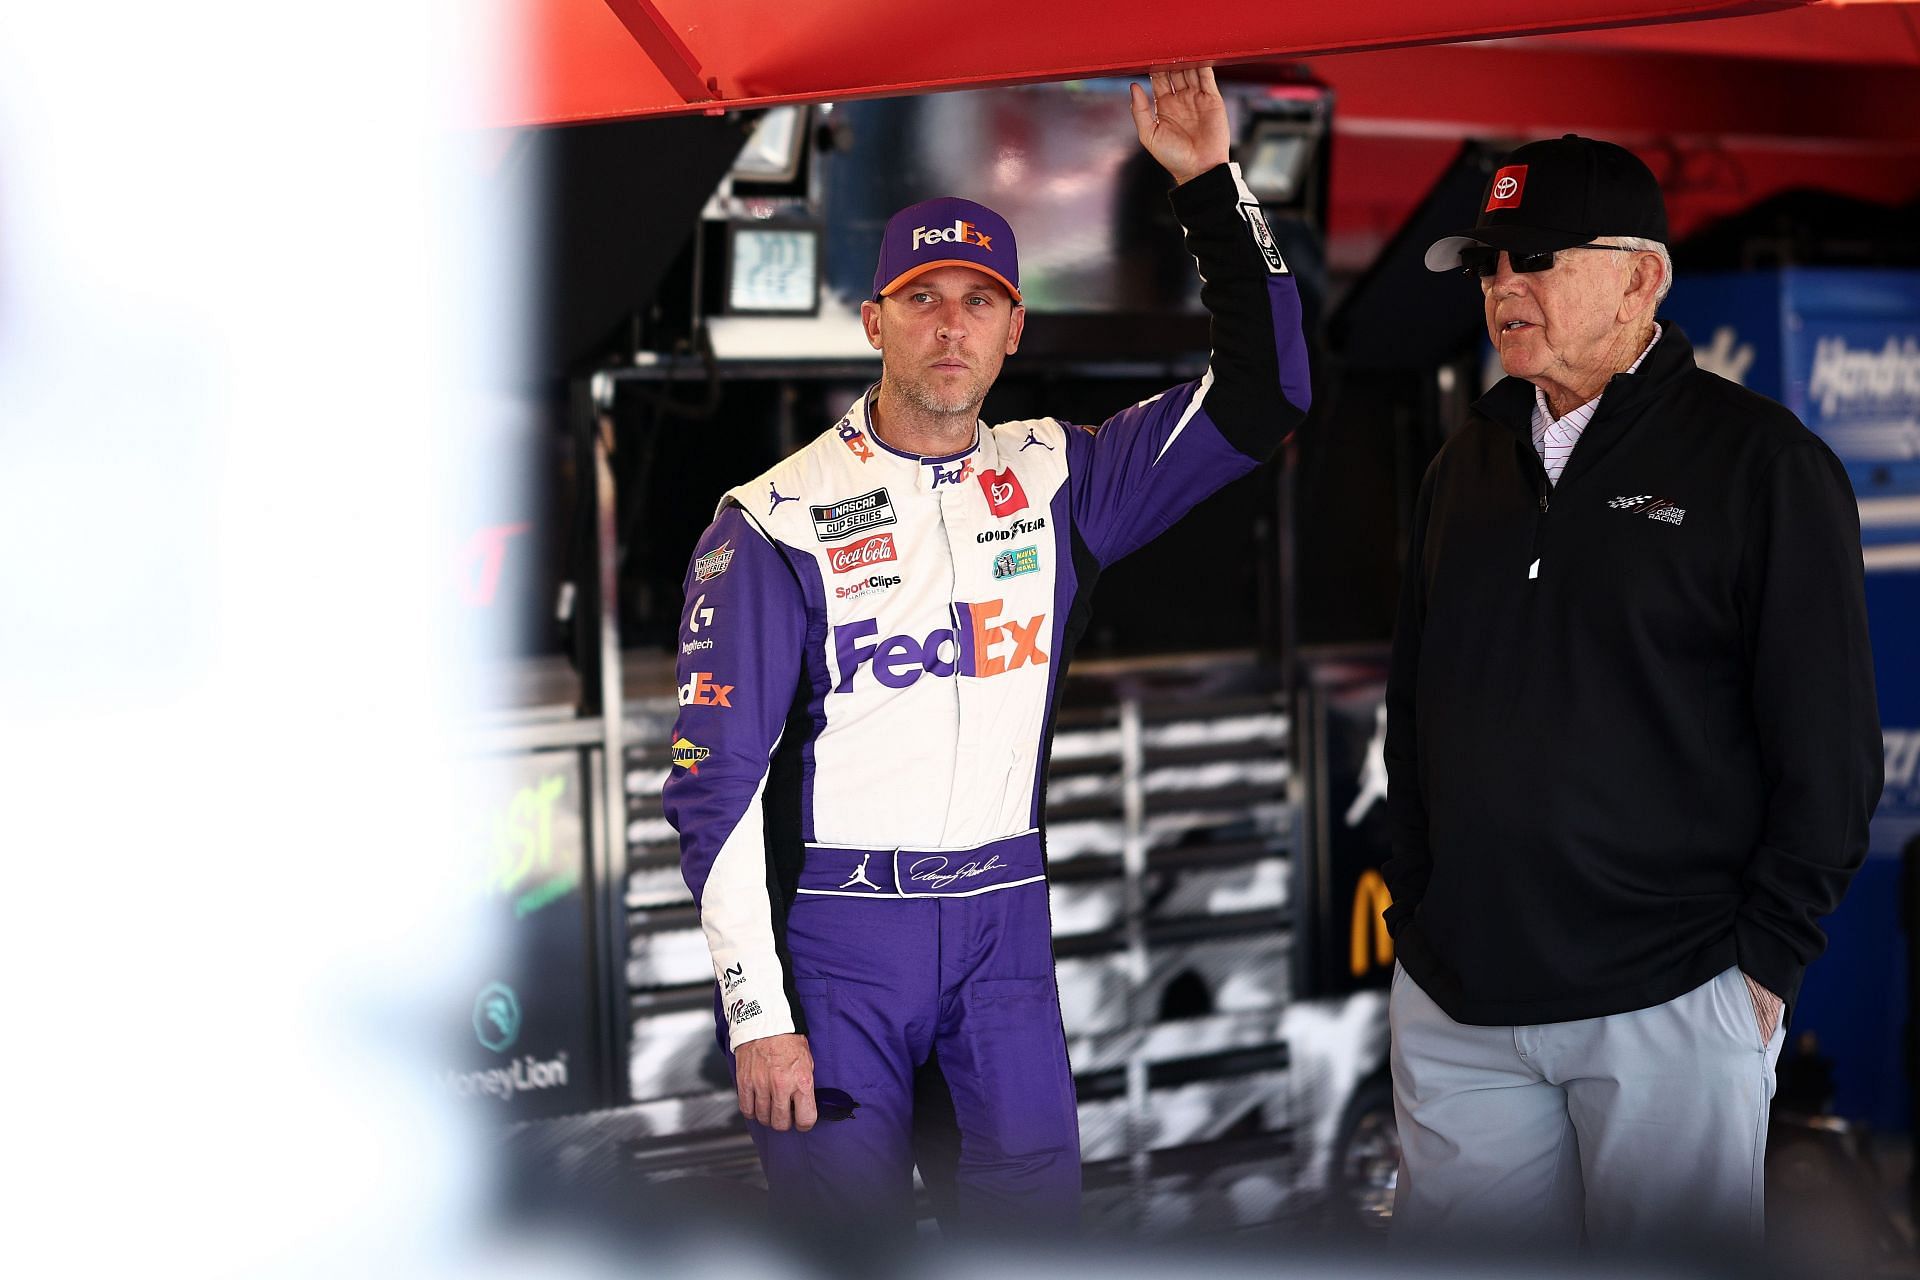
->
xmin=1607 ymin=494 xmax=1686 ymax=526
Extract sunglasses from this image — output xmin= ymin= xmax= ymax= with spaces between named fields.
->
xmin=814 ymin=1087 xmax=860 ymax=1122
xmin=1459 ymin=243 xmax=1640 ymax=278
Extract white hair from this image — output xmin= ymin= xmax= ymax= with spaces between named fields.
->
xmin=1606 ymin=235 xmax=1673 ymax=307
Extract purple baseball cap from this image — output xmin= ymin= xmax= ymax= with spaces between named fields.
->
xmin=871 ymin=196 xmax=1021 ymax=302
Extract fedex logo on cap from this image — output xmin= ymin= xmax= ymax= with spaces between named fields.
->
xmin=1486 ymin=165 xmax=1528 ymax=212
xmin=912 ymin=220 xmax=994 ymax=253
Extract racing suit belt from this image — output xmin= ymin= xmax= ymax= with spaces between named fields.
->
xmin=796 ymin=829 xmax=1044 ymax=899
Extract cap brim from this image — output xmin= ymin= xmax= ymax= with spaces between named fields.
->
xmin=1422 ymin=224 xmax=1592 ymax=273
xmin=878 ymin=259 xmax=1022 ymax=303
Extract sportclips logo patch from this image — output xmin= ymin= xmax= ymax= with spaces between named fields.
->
xmin=1486 ymin=164 xmax=1527 ymax=212
xmin=912 ymin=220 xmax=994 ymax=252
xmin=813 ymin=488 xmax=896 ymax=542
xmin=833 ymin=599 xmax=1046 ymax=691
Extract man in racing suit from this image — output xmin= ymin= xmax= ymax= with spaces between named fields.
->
xmin=664 ymin=68 xmax=1311 ymax=1232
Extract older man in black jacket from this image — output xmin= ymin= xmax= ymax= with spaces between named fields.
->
xmin=1383 ymin=134 xmax=1882 ymax=1251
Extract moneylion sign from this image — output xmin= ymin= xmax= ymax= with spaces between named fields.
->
xmin=1349 ymin=867 xmax=1394 ymax=978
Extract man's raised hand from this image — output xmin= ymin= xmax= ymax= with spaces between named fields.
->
xmin=1129 ymin=66 xmax=1231 ymax=187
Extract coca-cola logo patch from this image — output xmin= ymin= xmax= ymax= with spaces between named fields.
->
xmin=1485 ymin=165 xmax=1527 ymax=212
xmin=829 ymin=532 xmax=898 ymax=575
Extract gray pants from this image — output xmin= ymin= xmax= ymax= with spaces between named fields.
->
xmin=1389 ymin=962 xmax=1785 ymax=1252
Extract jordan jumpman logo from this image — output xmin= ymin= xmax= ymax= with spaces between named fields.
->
xmin=1020 ymin=425 xmax=1054 ymax=452
xmin=838 ymin=851 xmax=881 ymax=891
xmin=768 ymin=481 xmax=798 ymax=515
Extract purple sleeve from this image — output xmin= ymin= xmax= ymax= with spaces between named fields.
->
xmin=662 ymin=502 xmax=809 ymax=1049
xmin=1066 ymin=161 xmax=1312 ymax=567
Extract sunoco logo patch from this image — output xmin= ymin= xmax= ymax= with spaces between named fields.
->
xmin=812 ymin=488 xmax=897 ymax=542
xmin=670 ymin=737 xmax=710 ymax=775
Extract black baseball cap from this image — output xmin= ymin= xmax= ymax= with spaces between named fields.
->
xmin=1424 ymin=134 xmax=1669 ymax=272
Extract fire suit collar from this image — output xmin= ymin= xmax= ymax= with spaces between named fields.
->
xmin=844 ymin=386 xmax=995 ymax=495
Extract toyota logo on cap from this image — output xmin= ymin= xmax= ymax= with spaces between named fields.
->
xmin=1485 ymin=165 xmax=1528 ymax=212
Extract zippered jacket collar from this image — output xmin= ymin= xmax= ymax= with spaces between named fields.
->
xmin=1473 ymin=321 xmax=1699 ymax=438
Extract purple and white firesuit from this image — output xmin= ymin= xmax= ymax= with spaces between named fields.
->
xmin=664 ymin=162 xmax=1311 ymax=1229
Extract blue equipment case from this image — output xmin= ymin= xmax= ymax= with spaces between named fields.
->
xmin=1663 ymin=268 xmax=1920 ymax=1134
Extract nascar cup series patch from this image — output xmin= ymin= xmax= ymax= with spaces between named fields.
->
xmin=813 ymin=488 xmax=897 ymax=541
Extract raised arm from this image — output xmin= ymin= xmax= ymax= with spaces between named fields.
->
xmin=1066 ymin=67 xmax=1312 ymax=566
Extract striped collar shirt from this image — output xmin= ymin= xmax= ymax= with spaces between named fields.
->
xmin=1531 ymin=323 xmax=1662 ymax=485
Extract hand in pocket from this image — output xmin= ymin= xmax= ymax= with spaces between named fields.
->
xmin=1742 ymin=971 xmax=1783 ymax=1047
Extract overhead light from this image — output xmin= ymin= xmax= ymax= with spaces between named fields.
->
xmin=731 ymin=107 xmax=808 ymax=186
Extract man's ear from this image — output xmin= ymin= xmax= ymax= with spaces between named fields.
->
xmin=1618 ymin=253 xmax=1664 ymax=325
xmin=1005 ymin=304 xmax=1026 ymax=355
xmin=861 ymin=299 xmax=884 ymax=351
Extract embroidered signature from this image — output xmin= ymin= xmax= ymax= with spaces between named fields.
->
xmin=907 ymin=854 xmax=1005 ymax=890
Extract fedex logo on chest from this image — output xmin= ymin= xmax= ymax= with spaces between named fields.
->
xmin=832 ymin=599 xmax=1047 ymax=692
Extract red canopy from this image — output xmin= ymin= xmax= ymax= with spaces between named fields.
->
xmin=501 ymin=0 xmax=1813 ymax=127
xmin=498 ymin=0 xmax=1920 ymax=268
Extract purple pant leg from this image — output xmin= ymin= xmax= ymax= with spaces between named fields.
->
xmin=727 ymin=898 xmax=935 ymax=1227
xmin=933 ymin=883 xmax=1083 ymax=1231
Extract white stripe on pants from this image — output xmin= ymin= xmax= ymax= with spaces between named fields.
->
xmin=1389 ymin=961 xmax=1785 ymax=1252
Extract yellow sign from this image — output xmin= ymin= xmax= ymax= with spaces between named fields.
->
xmin=1349 ymin=867 xmax=1394 ymax=977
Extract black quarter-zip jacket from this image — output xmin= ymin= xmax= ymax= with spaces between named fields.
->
xmin=1382 ymin=324 xmax=1883 ymax=1026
